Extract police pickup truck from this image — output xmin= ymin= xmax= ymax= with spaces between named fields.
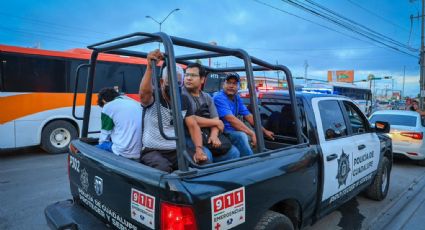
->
xmin=45 ymin=32 xmax=392 ymax=230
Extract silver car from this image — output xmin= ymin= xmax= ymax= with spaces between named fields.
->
xmin=369 ymin=110 xmax=425 ymax=166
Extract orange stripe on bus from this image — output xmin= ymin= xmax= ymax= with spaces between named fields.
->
xmin=0 ymin=93 xmax=97 ymax=124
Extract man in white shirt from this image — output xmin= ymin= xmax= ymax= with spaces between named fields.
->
xmin=97 ymin=87 xmax=142 ymax=160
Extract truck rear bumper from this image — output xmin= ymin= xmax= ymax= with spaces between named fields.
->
xmin=45 ymin=199 xmax=109 ymax=230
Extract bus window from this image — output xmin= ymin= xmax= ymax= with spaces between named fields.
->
xmin=121 ymin=64 xmax=145 ymax=94
xmin=2 ymin=53 xmax=66 ymax=92
xmin=70 ymin=59 xmax=88 ymax=93
xmin=70 ymin=61 xmax=145 ymax=94
xmin=0 ymin=58 xmax=4 ymax=91
xmin=203 ymin=73 xmax=227 ymax=95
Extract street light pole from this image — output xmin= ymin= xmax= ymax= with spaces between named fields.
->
xmin=384 ymin=76 xmax=394 ymax=98
xmin=146 ymin=8 xmax=180 ymax=49
xmin=403 ymin=66 xmax=406 ymax=98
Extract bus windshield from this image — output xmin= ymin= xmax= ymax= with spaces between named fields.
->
xmin=203 ymin=73 xmax=227 ymax=95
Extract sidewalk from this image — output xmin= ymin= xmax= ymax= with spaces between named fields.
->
xmin=369 ymin=172 xmax=425 ymax=230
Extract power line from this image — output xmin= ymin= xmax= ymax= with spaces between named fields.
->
xmin=281 ymin=0 xmax=418 ymax=58
xmin=253 ymin=0 xmax=417 ymax=59
xmin=253 ymin=0 xmax=382 ymax=46
xmin=345 ymin=0 xmax=418 ymax=36
xmin=0 ymin=26 xmax=88 ymax=45
xmin=0 ymin=11 xmax=111 ymax=36
xmin=247 ymin=46 xmax=386 ymax=51
xmin=0 ymin=25 xmax=104 ymax=41
xmin=305 ymin=0 xmax=418 ymax=52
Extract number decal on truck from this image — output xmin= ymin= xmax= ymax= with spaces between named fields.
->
xmin=211 ymin=187 xmax=245 ymax=230
xmin=69 ymin=155 xmax=80 ymax=173
xmin=130 ymin=188 xmax=155 ymax=230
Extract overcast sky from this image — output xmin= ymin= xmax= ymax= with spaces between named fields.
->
xmin=1 ymin=0 xmax=422 ymax=97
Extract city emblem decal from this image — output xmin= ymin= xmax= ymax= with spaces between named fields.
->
xmin=336 ymin=150 xmax=350 ymax=188
xmin=94 ymin=176 xmax=103 ymax=196
xmin=80 ymin=168 xmax=89 ymax=191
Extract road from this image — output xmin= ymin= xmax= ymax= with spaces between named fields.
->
xmin=308 ymin=157 xmax=425 ymax=230
xmin=0 ymin=148 xmax=70 ymax=230
xmin=0 ymin=149 xmax=424 ymax=230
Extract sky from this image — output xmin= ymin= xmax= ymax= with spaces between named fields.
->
xmin=0 ymin=0 xmax=422 ymax=97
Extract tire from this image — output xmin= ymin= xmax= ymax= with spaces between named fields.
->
xmin=254 ymin=211 xmax=294 ymax=230
xmin=41 ymin=120 xmax=78 ymax=154
xmin=365 ymin=157 xmax=390 ymax=201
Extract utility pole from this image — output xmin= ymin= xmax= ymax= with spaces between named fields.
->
xmin=412 ymin=0 xmax=425 ymax=108
xmin=276 ymin=60 xmax=280 ymax=87
xmin=304 ymin=60 xmax=308 ymax=84
xmin=421 ymin=0 xmax=425 ymax=108
xmin=403 ymin=66 xmax=406 ymax=98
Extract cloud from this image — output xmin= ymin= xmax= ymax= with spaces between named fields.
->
xmin=231 ymin=10 xmax=249 ymax=26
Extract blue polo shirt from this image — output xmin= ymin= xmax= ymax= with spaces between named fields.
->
xmin=213 ymin=91 xmax=251 ymax=132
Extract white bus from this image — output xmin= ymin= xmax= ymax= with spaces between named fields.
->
xmin=301 ymin=82 xmax=372 ymax=115
xmin=0 ymin=45 xmax=147 ymax=153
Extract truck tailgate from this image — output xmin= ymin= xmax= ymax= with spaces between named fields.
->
xmin=68 ymin=140 xmax=167 ymax=230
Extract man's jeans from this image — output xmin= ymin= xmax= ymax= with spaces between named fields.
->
xmin=186 ymin=138 xmax=240 ymax=163
xmin=96 ymin=141 xmax=113 ymax=152
xmin=225 ymin=131 xmax=254 ymax=157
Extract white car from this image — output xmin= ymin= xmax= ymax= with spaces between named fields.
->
xmin=369 ymin=110 xmax=425 ymax=165
xmin=375 ymin=101 xmax=392 ymax=111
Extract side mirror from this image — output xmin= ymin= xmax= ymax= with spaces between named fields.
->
xmin=374 ymin=121 xmax=390 ymax=133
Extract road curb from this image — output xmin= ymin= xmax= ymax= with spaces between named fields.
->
xmin=366 ymin=171 xmax=425 ymax=230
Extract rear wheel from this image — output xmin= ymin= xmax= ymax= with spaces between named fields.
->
xmin=254 ymin=211 xmax=294 ymax=230
xmin=365 ymin=157 xmax=390 ymax=201
xmin=41 ymin=120 xmax=78 ymax=154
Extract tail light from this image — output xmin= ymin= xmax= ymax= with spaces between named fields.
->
xmin=400 ymin=132 xmax=423 ymax=140
xmin=240 ymin=92 xmax=249 ymax=98
xmin=161 ymin=202 xmax=197 ymax=230
xmin=69 ymin=143 xmax=79 ymax=155
xmin=258 ymin=92 xmax=264 ymax=99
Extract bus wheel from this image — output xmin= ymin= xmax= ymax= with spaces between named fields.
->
xmin=41 ymin=120 xmax=78 ymax=154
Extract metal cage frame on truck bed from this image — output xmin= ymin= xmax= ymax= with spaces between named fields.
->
xmin=78 ymin=31 xmax=303 ymax=172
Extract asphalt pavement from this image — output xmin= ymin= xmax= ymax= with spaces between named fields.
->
xmin=1 ymin=148 xmax=425 ymax=230
xmin=0 ymin=148 xmax=70 ymax=230
xmin=370 ymin=168 xmax=425 ymax=230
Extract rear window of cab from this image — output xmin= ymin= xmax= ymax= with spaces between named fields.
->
xmin=369 ymin=114 xmax=417 ymax=127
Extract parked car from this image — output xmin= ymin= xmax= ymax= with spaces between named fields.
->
xmin=370 ymin=110 xmax=425 ymax=165
xmin=395 ymin=100 xmax=406 ymax=110
xmin=375 ymin=101 xmax=392 ymax=111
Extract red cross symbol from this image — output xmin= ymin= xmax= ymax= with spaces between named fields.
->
xmin=215 ymin=222 xmax=221 ymax=230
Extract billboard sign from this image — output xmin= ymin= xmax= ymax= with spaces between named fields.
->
xmin=328 ymin=70 xmax=354 ymax=83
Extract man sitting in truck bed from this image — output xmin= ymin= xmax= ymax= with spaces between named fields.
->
xmin=213 ymin=73 xmax=275 ymax=156
xmin=96 ymin=87 xmax=142 ymax=160
xmin=182 ymin=63 xmax=240 ymax=162
xmin=138 ymin=50 xmax=208 ymax=172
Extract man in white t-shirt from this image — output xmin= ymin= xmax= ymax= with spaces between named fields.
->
xmin=97 ymin=87 xmax=142 ymax=160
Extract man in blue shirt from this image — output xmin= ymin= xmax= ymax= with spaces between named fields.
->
xmin=213 ymin=73 xmax=274 ymax=156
